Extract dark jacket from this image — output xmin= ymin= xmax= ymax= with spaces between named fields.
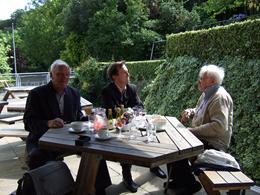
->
xmin=101 ymin=82 xmax=143 ymax=117
xmin=24 ymin=81 xmax=84 ymax=151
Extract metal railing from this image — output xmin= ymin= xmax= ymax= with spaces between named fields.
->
xmin=0 ymin=71 xmax=75 ymax=87
xmin=0 ymin=72 xmax=50 ymax=87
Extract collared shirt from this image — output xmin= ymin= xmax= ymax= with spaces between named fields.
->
xmin=56 ymin=92 xmax=65 ymax=116
xmin=194 ymin=84 xmax=220 ymax=122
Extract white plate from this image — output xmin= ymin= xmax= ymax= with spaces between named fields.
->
xmin=68 ymin=128 xmax=85 ymax=134
xmin=94 ymin=134 xmax=112 ymax=141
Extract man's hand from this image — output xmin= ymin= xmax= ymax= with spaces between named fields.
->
xmin=181 ymin=109 xmax=193 ymax=123
xmin=47 ymin=118 xmax=64 ymax=128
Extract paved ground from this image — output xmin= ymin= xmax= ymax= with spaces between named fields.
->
xmin=0 ymin=96 xmax=259 ymax=195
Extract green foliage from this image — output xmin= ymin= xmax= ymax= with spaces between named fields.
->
xmin=221 ymin=56 xmax=260 ymax=181
xmin=166 ymin=19 xmax=260 ymax=60
xmin=60 ymin=33 xmax=89 ymax=67
xmin=144 ymin=56 xmax=260 ymax=181
xmin=17 ymin=0 xmax=70 ymax=71
xmin=73 ymin=58 xmax=108 ymax=106
xmin=125 ymin=59 xmax=164 ymax=100
xmin=144 ymin=56 xmax=201 ymax=115
xmin=203 ymin=0 xmax=244 ymax=19
xmin=63 ymin=0 xmax=106 ymax=35
xmin=158 ymin=1 xmax=201 ymax=35
xmin=0 ymin=31 xmax=12 ymax=74
xmin=85 ymin=0 xmax=161 ymax=60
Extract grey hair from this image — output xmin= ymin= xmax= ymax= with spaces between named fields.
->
xmin=199 ymin=64 xmax=225 ymax=85
xmin=50 ymin=59 xmax=71 ymax=73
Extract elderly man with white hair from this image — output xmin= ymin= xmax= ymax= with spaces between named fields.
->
xmin=166 ymin=64 xmax=233 ymax=194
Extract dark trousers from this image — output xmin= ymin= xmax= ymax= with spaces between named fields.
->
xmin=167 ymin=139 xmax=215 ymax=185
xmin=167 ymin=159 xmax=197 ymax=186
xmin=121 ymin=162 xmax=132 ymax=181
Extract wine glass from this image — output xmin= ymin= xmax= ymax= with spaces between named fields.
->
xmin=85 ymin=107 xmax=94 ymax=133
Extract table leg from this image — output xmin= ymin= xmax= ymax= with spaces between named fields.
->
xmin=74 ymin=152 xmax=101 ymax=195
xmin=3 ymin=91 xmax=15 ymax=101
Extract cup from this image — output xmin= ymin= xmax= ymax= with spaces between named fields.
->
xmin=98 ymin=129 xmax=110 ymax=139
xmin=71 ymin=121 xmax=87 ymax=132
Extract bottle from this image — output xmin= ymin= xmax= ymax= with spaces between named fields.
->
xmin=108 ymin=109 xmax=113 ymax=130
xmin=120 ymin=104 xmax=124 ymax=116
xmin=116 ymin=107 xmax=123 ymax=128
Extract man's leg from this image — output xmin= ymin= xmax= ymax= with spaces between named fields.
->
xmin=26 ymin=148 xmax=59 ymax=170
xmin=166 ymin=159 xmax=201 ymax=193
xmin=95 ymin=159 xmax=112 ymax=195
xmin=121 ymin=163 xmax=138 ymax=193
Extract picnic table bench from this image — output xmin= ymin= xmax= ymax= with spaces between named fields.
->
xmin=198 ymin=170 xmax=255 ymax=195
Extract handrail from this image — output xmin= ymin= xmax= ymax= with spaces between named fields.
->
xmin=0 ymin=72 xmax=74 ymax=87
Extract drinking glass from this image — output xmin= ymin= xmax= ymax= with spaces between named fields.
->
xmin=147 ymin=122 xmax=157 ymax=142
xmin=85 ymin=107 xmax=94 ymax=134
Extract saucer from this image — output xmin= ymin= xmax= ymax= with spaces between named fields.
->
xmin=68 ymin=128 xmax=85 ymax=134
xmin=94 ymin=134 xmax=112 ymax=141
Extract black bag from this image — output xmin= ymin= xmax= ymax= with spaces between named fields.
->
xmin=16 ymin=161 xmax=75 ymax=195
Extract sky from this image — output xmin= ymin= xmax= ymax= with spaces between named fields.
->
xmin=0 ymin=0 xmax=29 ymax=20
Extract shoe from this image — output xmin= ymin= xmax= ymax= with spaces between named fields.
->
xmin=164 ymin=180 xmax=184 ymax=189
xmin=150 ymin=167 xmax=167 ymax=179
xmin=188 ymin=181 xmax=202 ymax=194
xmin=96 ymin=188 xmax=106 ymax=195
xmin=164 ymin=180 xmax=201 ymax=193
xmin=123 ymin=179 xmax=138 ymax=193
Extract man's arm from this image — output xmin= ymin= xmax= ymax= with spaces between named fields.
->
xmin=190 ymin=96 xmax=231 ymax=138
xmin=23 ymin=90 xmax=49 ymax=137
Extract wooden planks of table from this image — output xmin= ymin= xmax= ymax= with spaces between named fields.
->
xmin=39 ymin=116 xmax=204 ymax=195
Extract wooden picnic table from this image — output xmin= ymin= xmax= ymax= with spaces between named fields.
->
xmin=6 ymin=97 xmax=92 ymax=113
xmin=39 ymin=116 xmax=204 ymax=195
xmin=3 ymin=86 xmax=36 ymax=101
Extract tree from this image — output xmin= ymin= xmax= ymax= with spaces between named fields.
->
xmin=0 ymin=31 xmax=12 ymax=74
xmin=157 ymin=1 xmax=201 ymax=35
xmin=86 ymin=0 xmax=161 ymax=60
xmin=17 ymin=0 xmax=70 ymax=71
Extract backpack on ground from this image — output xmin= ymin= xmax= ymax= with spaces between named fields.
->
xmin=16 ymin=161 xmax=75 ymax=195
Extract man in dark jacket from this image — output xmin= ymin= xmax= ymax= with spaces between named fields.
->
xmin=24 ymin=59 xmax=111 ymax=195
xmin=101 ymin=61 xmax=166 ymax=193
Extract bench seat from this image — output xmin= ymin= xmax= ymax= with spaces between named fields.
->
xmin=0 ymin=115 xmax=23 ymax=124
xmin=199 ymin=170 xmax=255 ymax=195
xmin=0 ymin=128 xmax=28 ymax=139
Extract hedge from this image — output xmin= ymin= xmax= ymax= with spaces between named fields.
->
xmin=166 ymin=19 xmax=260 ymax=60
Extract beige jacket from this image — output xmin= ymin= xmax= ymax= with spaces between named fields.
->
xmin=191 ymin=86 xmax=233 ymax=151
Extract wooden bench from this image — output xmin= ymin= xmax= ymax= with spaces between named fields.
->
xmin=0 ymin=115 xmax=23 ymax=124
xmin=198 ymin=170 xmax=255 ymax=195
xmin=0 ymin=128 xmax=28 ymax=140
